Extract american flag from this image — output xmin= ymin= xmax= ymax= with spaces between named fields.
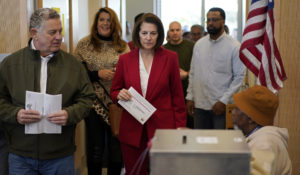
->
xmin=239 ymin=0 xmax=287 ymax=93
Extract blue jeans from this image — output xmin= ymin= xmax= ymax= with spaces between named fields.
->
xmin=8 ymin=153 xmax=74 ymax=175
xmin=194 ymin=108 xmax=225 ymax=129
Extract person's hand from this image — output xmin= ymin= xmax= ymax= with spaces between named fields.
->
xmin=186 ymin=100 xmax=194 ymax=116
xmin=212 ymin=101 xmax=226 ymax=116
xmin=179 ymin=68 xmax=189 ymax=80
xmin=47 ymin=110 xmax=68 ymax=126
xmin=98 ymin=68 xmax=115 ymax=81
xmin=117 ymin=88 xmax=132 ymax=101
xmin=17 ymin=109 xmax=41 ymax=124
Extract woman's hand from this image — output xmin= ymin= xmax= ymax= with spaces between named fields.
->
xmin=117 ymin=88 xmax=132 ymax=101
xmin=98 ymin=68 xmax=115 ymax=80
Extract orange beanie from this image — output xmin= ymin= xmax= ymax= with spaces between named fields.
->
xmin=233 ymin=85 xmax=279 ymax=126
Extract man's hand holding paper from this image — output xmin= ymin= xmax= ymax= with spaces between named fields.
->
xmin=47 ymin=110 xmax=68 ymax=126
xmin=17 ymin=109 xmax=41 ymax=124
xmin=25 ymin=91 xmax=62 ymax=134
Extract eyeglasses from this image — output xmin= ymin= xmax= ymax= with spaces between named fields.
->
xmin=206 ymin=18 xmax=222 ymax=23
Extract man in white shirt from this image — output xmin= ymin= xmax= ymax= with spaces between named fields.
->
xmin=186 ymin=7 xmax=245 ymax=129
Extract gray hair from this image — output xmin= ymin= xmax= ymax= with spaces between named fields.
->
xmin=29 ymin=8 xmax=60 ymax=31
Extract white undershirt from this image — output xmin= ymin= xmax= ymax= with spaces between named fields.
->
xmin=139 ymin=50 xmax=152 ymax=97
xmin=31 ymin=40 xmax=53 ymax=93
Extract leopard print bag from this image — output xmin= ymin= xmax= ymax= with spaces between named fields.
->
xmin=92 ymin=81 xmax=112 ymax=125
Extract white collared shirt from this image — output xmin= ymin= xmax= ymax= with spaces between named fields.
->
xmin=186 ymin=32 xmax=245 ymax=109
xmin=139 ymin=50 xmax=152 ymax=97
xmin=31 ymin=40 xmax=53 ymax=93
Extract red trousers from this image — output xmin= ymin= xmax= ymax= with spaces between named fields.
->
xmin=121 ymin=130 xmax=149 ymax=175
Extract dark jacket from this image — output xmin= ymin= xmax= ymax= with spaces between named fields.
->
xmin=0 ymin=40 xmax=95 ymax=159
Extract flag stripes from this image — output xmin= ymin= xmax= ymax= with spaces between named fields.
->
xmin=240 ymin=0 xmax=287 ymax=92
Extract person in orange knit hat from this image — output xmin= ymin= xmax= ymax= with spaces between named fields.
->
xmin=232 ymin=85 xmax=292 ymax=175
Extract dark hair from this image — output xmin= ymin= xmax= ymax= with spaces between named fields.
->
xmin=134 ymin=13 xmax=144 ymax=23
xmin=132 ymin=13 xmax=164 ymax=50
xmin=208 ymin=7 xmax=226 ymax=20
xmin=90 ymin=7 xmax=127 ymax=53
xmin=182 ymin=31 xmax=191 ymax=37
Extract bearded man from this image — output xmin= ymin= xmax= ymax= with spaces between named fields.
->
xmin=186 ymin=7 xmax=245 ymax=129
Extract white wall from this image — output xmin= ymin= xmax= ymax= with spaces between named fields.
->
xmin=108 ymin=0 xmax=127 ymax=41
xmin=77 ymin=0 xmax=90 ymax=40
xmin=126 ymin=0 xmax=154 ymax=41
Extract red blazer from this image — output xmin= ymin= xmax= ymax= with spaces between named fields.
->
xmin=110 ymin=47 xmax=186 ymax=148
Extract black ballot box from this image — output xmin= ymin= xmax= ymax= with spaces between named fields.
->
xmin=150 ymin=129 xmax=251 ymax=175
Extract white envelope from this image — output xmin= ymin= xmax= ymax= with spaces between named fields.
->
xmin=118 ymin=87 xmax=156 ymax=125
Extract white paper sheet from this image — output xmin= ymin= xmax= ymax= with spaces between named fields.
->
xmin=118 ymin=87 xmax=156 ymax=125
xmin=25 ymin=91 xmax=62 ymax=134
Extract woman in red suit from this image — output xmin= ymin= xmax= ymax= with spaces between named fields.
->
xmin=110 ymin=13 xmax=186 ymax=175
